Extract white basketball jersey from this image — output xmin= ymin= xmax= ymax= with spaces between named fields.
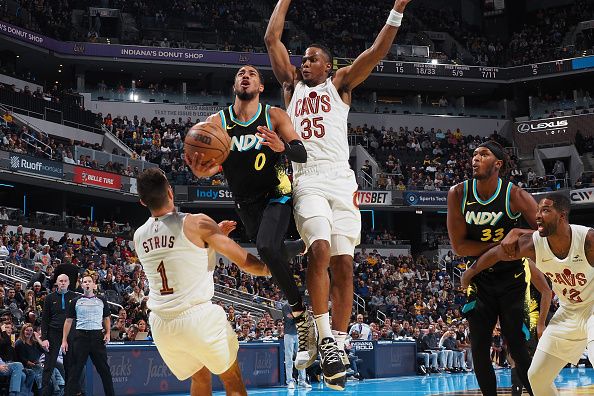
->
xmin=287 ymin=77 xmax=351 ymax=173
xmin=533 ymin=225 xmax=594 ymax=308
xmin=133 ymin=211 xmax=216 ymax=316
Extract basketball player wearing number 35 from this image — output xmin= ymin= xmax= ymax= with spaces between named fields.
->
xmin=265 ymin=0 xmax=412 ymax=390
xmin=461 ymin=194 xmax=594 ymax=396
xmin=133 ymin=168 xmax=271 ymax=396
xmin=185 ymin=65 xmax=318 ymax=372
xmin=447 ymin=141 xmax=545 ymax=396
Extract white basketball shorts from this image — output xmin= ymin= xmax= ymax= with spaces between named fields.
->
xmin=149 ymin=302 xmax=239 ymax=380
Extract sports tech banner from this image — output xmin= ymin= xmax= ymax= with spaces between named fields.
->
xmin=73 ymin=166 xmax=122 ymax=190
xmin=403 ymin=191 xmax=448 ymax=207
xmin=0 ymin=20 xmax=301 ymax=67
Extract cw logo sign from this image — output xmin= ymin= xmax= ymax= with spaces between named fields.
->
xmin=570 ymin=189 xmax=594 ymax=203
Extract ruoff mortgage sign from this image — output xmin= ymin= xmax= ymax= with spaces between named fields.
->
xmin=9 ymin=154 xmax=63 ymax=178
xmin=513 ymin=114 xmax=594 ymax=155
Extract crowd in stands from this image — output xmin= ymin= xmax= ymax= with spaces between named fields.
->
xmin=2 ymin=0 xmax=593 ymax=67
xmin=350 ymin=123 xmax=523 ymax=191
xmin=0 ymin=212 xmax=567 ymax=378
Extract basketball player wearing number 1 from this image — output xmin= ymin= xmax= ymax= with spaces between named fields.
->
xmin=133 ymin=168 xmax=270 ymax=396
xmin=265 ymin=0 xmax=412 ymax=390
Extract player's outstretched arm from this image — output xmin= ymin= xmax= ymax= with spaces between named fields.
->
xmin=447 ymin=184 xmax=497 ymax=257
xmin=527 ymin=259 xmax=551 ymax=339
xmin=187 ymin=214 xmax=271 ymax=277
xmin=334 ymin=0 xmax=412 ymax=91
xmin=264 ymin=0 xmax=298 ymax=87
xmin=461 ymin=233 xmax=536 ymax=289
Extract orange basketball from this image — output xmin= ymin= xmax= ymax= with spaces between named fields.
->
xmin=184 ymin=121 xmax=231 ymax=165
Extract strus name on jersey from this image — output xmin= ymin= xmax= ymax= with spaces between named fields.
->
xmin=294 ymin=94 xmax=331 ymax=117
xmin=230 ymin=135 xmax=265 ymax=152
xmin=142 ymin=235 xmax=175 ymax=253
xmin=465 ymin=211 xmax=503 ymax=226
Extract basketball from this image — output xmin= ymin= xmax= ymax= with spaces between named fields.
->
xmin=184 ymin=121 xmax=231 ymax=165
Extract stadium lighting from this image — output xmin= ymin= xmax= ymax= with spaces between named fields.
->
xmin=431 ymin=59 xmax=438 ymax=65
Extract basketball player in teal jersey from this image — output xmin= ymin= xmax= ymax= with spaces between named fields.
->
xmin=186 ymin=65 xmax=318 ymax=375
xmin=447 ymin=141 xmax=547 ymax=396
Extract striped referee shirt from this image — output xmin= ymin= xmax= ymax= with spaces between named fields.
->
xmin=66 ymin=295 xmax=110 ymax=330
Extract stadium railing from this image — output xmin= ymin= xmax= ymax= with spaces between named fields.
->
xmin=354 ymin=292 xmax=366 ymax=314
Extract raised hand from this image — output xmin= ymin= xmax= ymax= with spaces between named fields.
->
xmin=256 ymin=126 xmax=285 ymax=153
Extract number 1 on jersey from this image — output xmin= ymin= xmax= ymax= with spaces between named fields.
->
xmin=157 ymin=261 xmax=174 ymax=295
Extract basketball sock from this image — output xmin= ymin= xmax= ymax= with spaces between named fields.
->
xmin=332 ymin=330 xmax=348 ymax=351
xmin=314 ymin=312 xmax=333 ymax=341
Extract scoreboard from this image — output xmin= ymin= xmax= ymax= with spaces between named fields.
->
xmin=334 ymin=57 xmax=580 ymax=81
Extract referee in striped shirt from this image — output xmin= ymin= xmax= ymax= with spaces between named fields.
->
xmin=62 ymin=275 xmax=114 ymax=396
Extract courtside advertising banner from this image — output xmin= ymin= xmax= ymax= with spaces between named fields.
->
xmin=73 ymin=167 xmax=121 ymax=190
xmin=189 ymin=186 xmax=234 ymax=202
xmin=403 ymin=191 xmax=448 ymax=207
xmin=9 ymin=153 xmax=63 ymax=178
xmin=570 ymin=187 xmax=594 ymax=205
xmin=354 ymin=191 xmax=393 ymax=207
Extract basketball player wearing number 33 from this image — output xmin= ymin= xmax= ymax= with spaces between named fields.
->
xmin=133 ymin=168 xmax=271 ymax=396
xmin=265 ymin=0 xmax=413 ymax=390
xmin=447 ymin=141 xmax=547 ymax=396
xmin=185 ymin=65 xmax=318 ymax=368
xmin=461 ymin=193 xmax=594 ymax=396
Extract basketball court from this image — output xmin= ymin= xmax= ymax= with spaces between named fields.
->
xmin=210 ymin=368 xmax=594 ymax=395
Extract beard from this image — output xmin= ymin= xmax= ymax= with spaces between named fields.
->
xmin=235 ymin=89 xmax=256 ymax=101
xmin=474 ymin=164 xmax=497 ymax=180
xmin=539 ymin=222 xmax=557 ymax=237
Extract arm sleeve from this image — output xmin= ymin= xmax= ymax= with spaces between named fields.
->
xmin=283 ymin=140 xmax=307 ymax=163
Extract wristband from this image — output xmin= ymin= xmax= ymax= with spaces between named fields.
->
xmin=386 ymin=9 xmax=403 ymax=27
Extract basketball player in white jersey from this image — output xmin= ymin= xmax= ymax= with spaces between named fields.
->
xmin=461 ymin=193 xmax=594 ymax=396
xmin=133 ymin=168 xmax=270 ymax=396
xmin=265 ymin=0 xmax=412 ymax=389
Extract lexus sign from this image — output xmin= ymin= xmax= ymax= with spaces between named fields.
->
xmin=516 ymin=119 xmax=568 ymax=135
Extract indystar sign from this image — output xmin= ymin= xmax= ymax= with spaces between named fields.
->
xmin=9 ymin=154 xmax=63 ymax=178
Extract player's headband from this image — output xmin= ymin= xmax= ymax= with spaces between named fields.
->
xmin=478 ymin=141 xmax=505 ymax=161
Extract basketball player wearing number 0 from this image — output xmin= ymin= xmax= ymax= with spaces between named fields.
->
xmin=133 ymin=168 xmax=270 ymax=396
xmin=265 ymin=0 xmax=412 ymax=390
xmin=185 ymin=66 xmax=319 ymax=370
